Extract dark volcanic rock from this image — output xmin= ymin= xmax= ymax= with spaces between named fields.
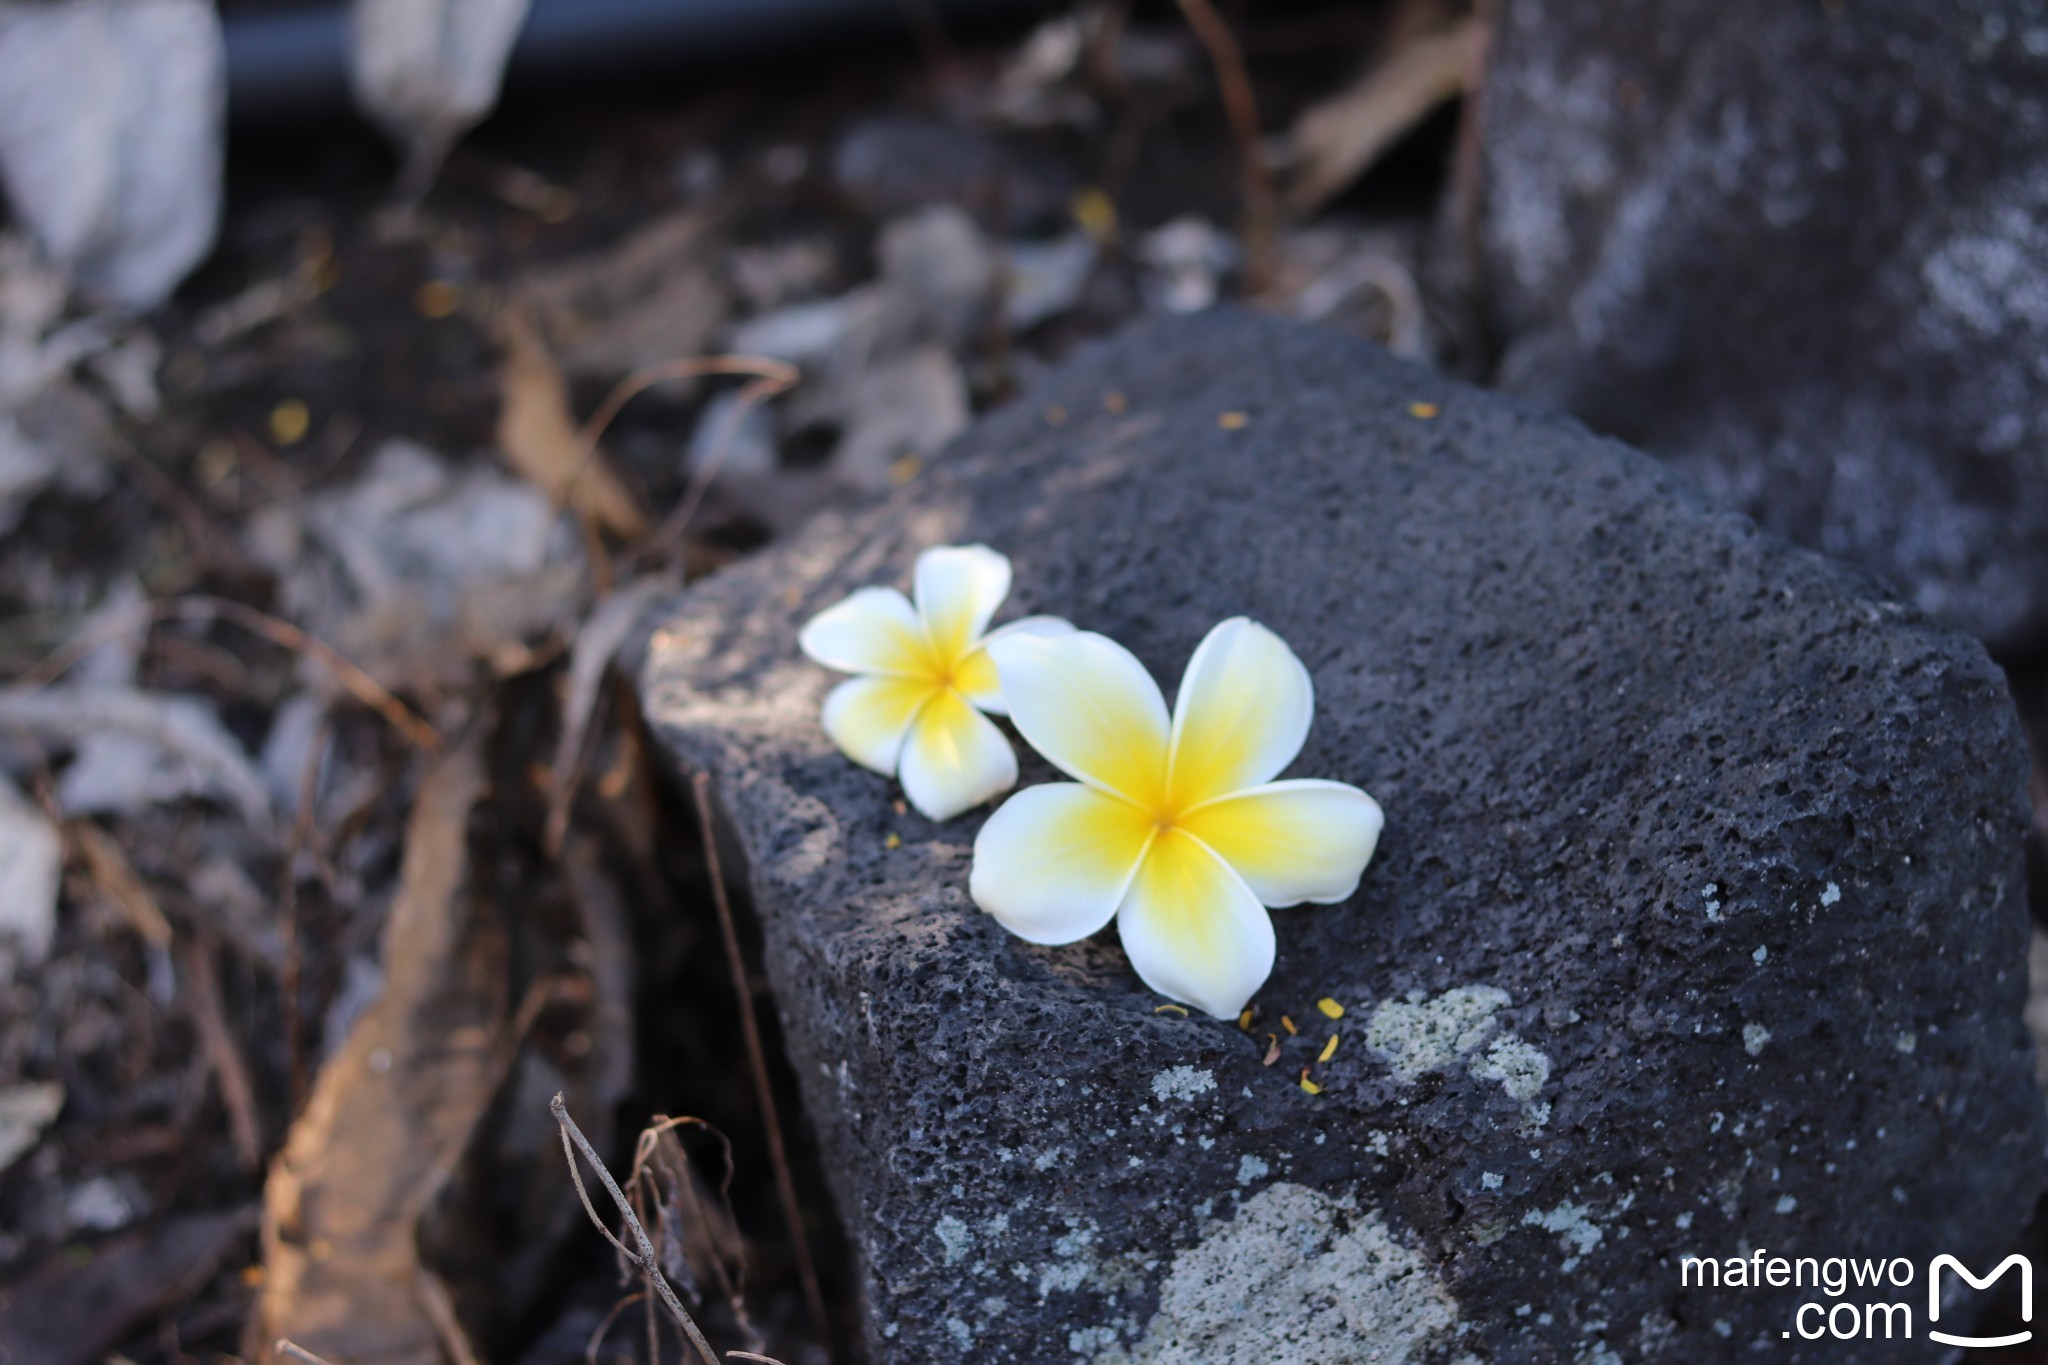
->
xmin=1479 ymin=0 xmax=2048 ymax=650
xmin=637 ymin=312 xmax=2044 ymax=1363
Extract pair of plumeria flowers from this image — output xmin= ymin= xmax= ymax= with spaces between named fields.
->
xmin=798 ymin=545 xmax=1384 ymax=1020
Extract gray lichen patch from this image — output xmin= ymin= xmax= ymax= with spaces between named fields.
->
xmin=1522 ymin=1200 xmax=1606 ymax=1272
xmin=1089 ymin=1183 xmax=1459 ymax=1364
xmin=1365 ymin=985 xmax=1555 ymax=1124
xmin=1149 ymin=1066 xmax=1216 ymax=1103
xmin=1366 ymin=987 xmax=1511 ymax=1079
xmin=1473 ymin=1035 xmax=1552 ymax=1102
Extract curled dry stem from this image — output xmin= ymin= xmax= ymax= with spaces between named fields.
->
xmin=552 ymin=1091 xmax=722 ymax=1365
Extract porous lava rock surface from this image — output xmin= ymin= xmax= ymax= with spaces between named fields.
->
xmin=637 ymin=312 xmax=2044 ymax=1363
xmin=1479 ymin=0 xmax=2048 ymax=650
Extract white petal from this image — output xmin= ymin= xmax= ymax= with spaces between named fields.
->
xmin=1166 ymin=616 xmax=1313 ymax=806
xmin=914 ymin=544 xmax=1012 ymax=664
xmin=1115 ymin=828 xmax=1275 ymax=1019
xmin=985 ymin=630 xmax=1171 ymax=806
xmin=898 ymin=688 xmax=1018 ymax=821
xmin=821 ymin=675 xmax=936 ymax=775
xmin=955 ymin=615 xmax=1076 ymax=714
xmin=1179 ymin=779 xmax=1384 ymax=906
xmin=800 ymin=587 xmax=933 ymax=676
xmin=969 ymin=783 xmax=1154 ymax=944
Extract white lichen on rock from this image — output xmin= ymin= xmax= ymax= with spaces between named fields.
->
xmin=1087 ymin=1183 xmax=1459 ymax=1364
xmin=1364 ymin=985 xmax=1554 ymax=1125
xmin=1474 ymin=1035 xmax=1552 ymax=1102
xmin=935 ymin=1214 xmax=974 ymax=1265
xmin=1150 ymin=1066 xmax=1216 ymax=1103
xmin=1743 ymin=1023 xmax=1772 ymax=1056
xmin=1366 ymin=986 xmax=1511 ymax=1078
xmin=1522 ymin=1200 xmax=1605 ymax=1271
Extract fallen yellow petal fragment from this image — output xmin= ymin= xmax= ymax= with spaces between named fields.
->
xmin=884 ymin=832 xmax=901 ymax=850
xmin=1281 ymin=1014 xmax=1298 ymax=1036
xmin=1408 ymin=401 xmax=1439 ymax=419
xmin=1218 ymin=411 xmax=1249 ymax=430
xmin=1153 ymin=1003 xmax=1189 ymax=1017
xmin=269 ymin=398 xmax=310 ymax=445
xmin=1072 ymin=188 xmax=1118 ymax=242
xmin=1262 ymin=1033 xmax=1281 ymax=1066
xmin=1319 ymin=1034 xmax=1339 ymax=1063
xmin=1316 ymin=997 xmax=1344 ymax=1019
xmin=1299 ymin=1070 xmax=1323 ymax=1096
xmin=1238 ymin=1008 xmax=1254 ymax=1031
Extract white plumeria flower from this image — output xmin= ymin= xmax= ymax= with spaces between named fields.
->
xmin=970 ymin=617 xmax=1383 ymax=1019
xmin=799 ymin=544 xmax=1073 ymax=822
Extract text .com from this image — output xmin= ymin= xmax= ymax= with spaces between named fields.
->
xmin=1680 ymin=1250 xmax=2032 ymax=1347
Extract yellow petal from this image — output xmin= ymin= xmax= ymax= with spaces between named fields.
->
xmin=1178 ymin=779 xmax=1383 ymax=906
xmin=914 ymin=544 xmax=1012 ymax=664
xmin=955 ymin=615 xmax=1075 ymax=715
xmin=800 ymin=587 xmax=933 ymax=677
xmin=985 ymin=630 xmax=1170 ymax=806
xmin=898 ymin=688 xmax=1018 ymax=821
xmin=821 ymin=675 xmax=938 ymax=775
xmin=1114 ymin=827 xmax=1274 ymax=1019
xmin=969 ymin=783 xmax=1154 ymax=944
xmin=1166 ymin=617 xmax=1313 ymax=807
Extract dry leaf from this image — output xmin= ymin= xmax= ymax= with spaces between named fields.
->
xmin=494 ymin=309 xmax=650 ymax=539
xmin=0 ymin=774 xmax=60 ymax=981
xmin=1283 ymin=16 xmax=1487 ymax=214
xmin=0 ymin=684 xmax=271 ymax=823
xmin=256 ymin=731 xmax=505 ymax=1365
xmin=516 ymin=209 xmax=726 ymax=378
xmin=0 ymin=1080 xmax=63 ymax=1176
xmin=349 ymin=0 xmax=532 ymax=194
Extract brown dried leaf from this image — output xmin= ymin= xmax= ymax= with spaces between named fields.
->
xmin=256 ymin=731 xmax=505 ymax=1365
xmin=1283 ymin=16 xmax=1487 ymax=214
xmin=516 ymin=210 xmax=726 ymax=378
xmin=494 ymin=310 xmax=650 ymax=539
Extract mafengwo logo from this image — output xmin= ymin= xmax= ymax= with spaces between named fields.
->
xmin=1678 ymin=1250 xmax=2032 ymax=1346
xmin=1927 ymin=1255 xmax=2031 ymax=1350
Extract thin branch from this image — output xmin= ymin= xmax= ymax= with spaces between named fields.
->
xmin=552 ymin=1092 xmax=722 ymax=1365
xmin=640 ymin=362 xmax=800 ymax=562
xmin=634 ymin=1114 xmax=756 ymax=1342
xmin=1174 ymin=0 xmax=1276 ymax=290
xmin=11 ymin=594 xmax=439 ymax=751
xmin=275 ymin=1343 xmax=339 ymax=1365
xmin=179 ymin=931 xmax=263 ymax=1171
xmin=583 ymin=1289 xmax=648 ymax=1365
xmin=168 ymin=596 xmax=442 ymax=751
xmin=692 ymin=772 xmax=832 ymax=1356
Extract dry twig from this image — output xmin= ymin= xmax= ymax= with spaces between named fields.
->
xmin=692 ymin=772 xmax=832 ymax=1355
xmin=593 ymin=356 xmax=799 ymax=562
xmin=1173 ymin=0 xmax=1276 ymax=288
xmin=552 ymin=1091 xmax=722 ymax=1365
xmin=275 ymin=1342 xmax=339 ymax=1365
xmin=178 ymin=931 xmax=264 ymax=1171
xmin=9 ymin=595 xmax=436 ymax=752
